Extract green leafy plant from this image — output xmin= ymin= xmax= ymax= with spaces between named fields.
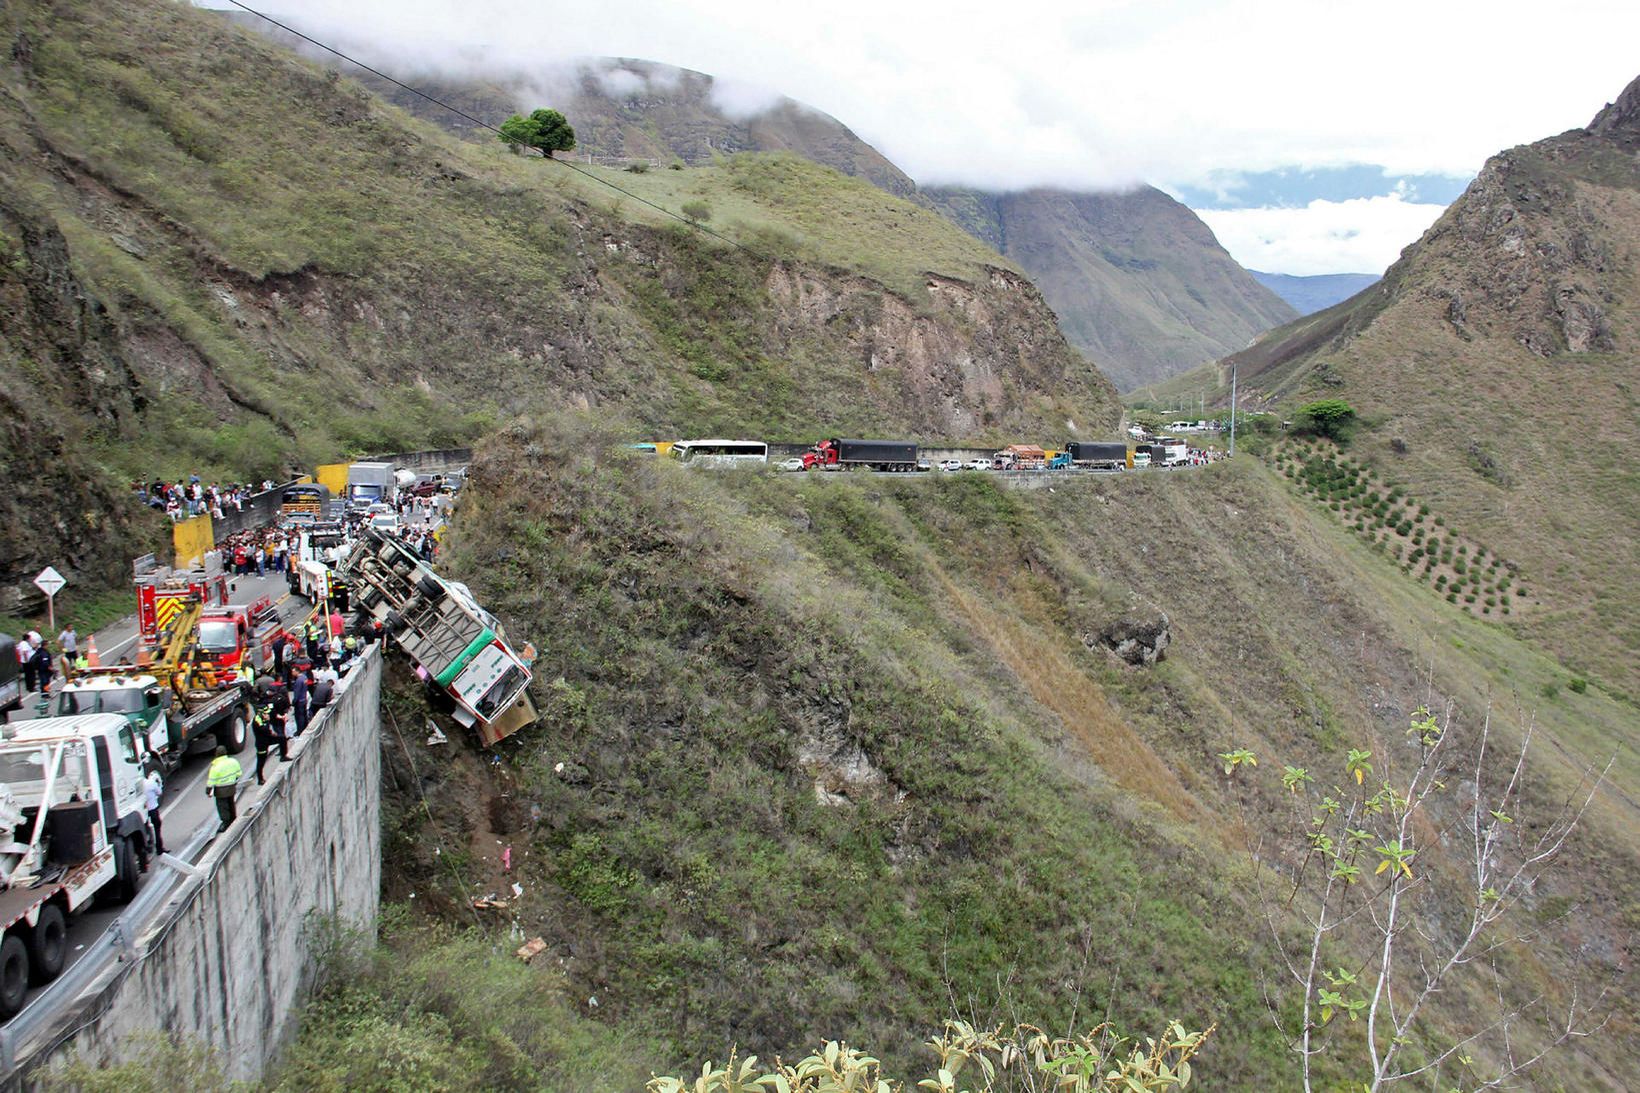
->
xmin=1219 ymin=748 xmax=1258 ymax=777
xmin=498 ymin=107 xmax=577 ymax=158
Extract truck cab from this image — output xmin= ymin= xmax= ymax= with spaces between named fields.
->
xmin=54 ymin=675 xmax=171 ymax=767
xmin=196 ymin=597 xmax=286 ymax=672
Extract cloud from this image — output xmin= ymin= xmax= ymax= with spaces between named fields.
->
xmin=1195 ymin=195 xmax=1449 ymax=276
xmin=709 ymin=77 xmax=786 ymax=121
xmin=212 ymin=0 xmax=1640 ymax=195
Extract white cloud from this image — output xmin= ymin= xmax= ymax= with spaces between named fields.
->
xmin=1195 ymin=195 xmax=1449 ymax=276
xmin=709 ymin=77 xmax=786 ymax=121
xmin=216 ymin=0 xmax=1640 ymax=193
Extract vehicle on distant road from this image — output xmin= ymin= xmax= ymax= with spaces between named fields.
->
xmin=777 ymin=457 xmax=806 ymax=472
xmin=367 ymin=513 xmax=401 ymax=534
xmin=937 ymin=459 xmax=962 ymax=472
xmin=1132 ymin=450 xmax=1151 ymax=468
xmin=673 ymin=440 xmax=769 ymax=467
xmin=964 ymin=459 xmax=992 ymax=471
xmin=1066 ymin=442 xmax=1129 ymax=470
xmin=802 ymin=438 xmax=919 ymax=473
xmin=916 ymin=459 xmax=932 ymax=472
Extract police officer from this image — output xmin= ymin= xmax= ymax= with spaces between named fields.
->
xmin=252 ymin=681 xmax=291 ymax=784
xmin=206 ymin=747 xmax=242 ymax=832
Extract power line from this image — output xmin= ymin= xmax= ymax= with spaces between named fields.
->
xmin=222 ymin=0 xmax=766 ymax=258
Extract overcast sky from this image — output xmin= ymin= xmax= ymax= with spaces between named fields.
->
xmin=211 ymin=0 xmax=1639 ymax=274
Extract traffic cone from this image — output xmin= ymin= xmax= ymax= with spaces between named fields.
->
xmin=85 ymin=634 xmax=101 ymax=668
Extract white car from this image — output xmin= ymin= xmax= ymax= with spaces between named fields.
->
xmin=964 ymin=459 xmax=992 ymax=471
xmin=777 ymin=457 xmax=807 ymax=471
xmin=368 ymin=512 xmax=401 ymax=533
xmin=937 ymin=459 xmax=962 ymax=472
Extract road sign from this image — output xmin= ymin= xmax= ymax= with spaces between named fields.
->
xmin=34 ymin=566 xmax=66 ymax=598
xmin=34 ymin=566 xmax=67 ymax=630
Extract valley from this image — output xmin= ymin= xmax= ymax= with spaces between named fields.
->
xmin=0 ymin=1 xmax=1634 ymax=1089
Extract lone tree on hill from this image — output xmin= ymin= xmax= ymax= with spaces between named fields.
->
xmin=498 ymin=108 xmax=576 ymax=159
xmin=1297 ymin=398 xmax=1356 ymax=441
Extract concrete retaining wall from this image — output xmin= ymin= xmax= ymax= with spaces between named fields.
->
xmin=14 ymin=650 xmax=383 ymax=1084
xmin=367 ymin=447 xmax=473 ymax=475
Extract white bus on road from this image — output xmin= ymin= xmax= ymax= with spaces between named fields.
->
xmin=671 ymin=440 xmax=769 ymax=467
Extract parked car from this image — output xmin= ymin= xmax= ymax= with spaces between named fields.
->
xmin=964 ymin=459 xmax=992 ymax=471
xmin=937 ymin=459 xmax=962 ymax=472
xmin=368 ymin=512 xmax=401 ymax=533
xmin=777 ymin=457 xmax=807 ymax=471
xmin=916 ymin=459 xmax=932 ymax=472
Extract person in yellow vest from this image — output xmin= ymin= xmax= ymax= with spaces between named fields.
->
xmin=206 ymin=746 xmax=243 ymax=832
xmin=236 ymin=652 xmax=254 ymax=686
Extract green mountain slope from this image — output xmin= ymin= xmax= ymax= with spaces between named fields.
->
xmin=923 ymin=186 xmax=1299 ymax=390
xmin=0 ymin=0 xmax=1114 ymax=601
xmin=298 ymin=418 xmax=1637 ymax=1088
xmin=1140 ymin=74 xmax=1640 ymax=701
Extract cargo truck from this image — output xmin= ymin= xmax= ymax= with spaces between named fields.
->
xmin=54 ymin=673 xmax=252 ymax=772
xmin=345 ymin=462 xmax=397 ymax=509
xmin=341 ymin=530 xmax=538 ymax=745
xmin=0 ymin=714 xmax=153 ymax=1016
xmin=1065 ymin=442 xmax=1129 ymax=470
xmin=802 ymin=438 xmax=919 ymax=472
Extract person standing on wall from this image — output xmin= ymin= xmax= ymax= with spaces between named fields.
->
xmin=206 ymin=747 xmax=242 ymax=832
xmin=144 ymin=769 xmax=165 ymax=856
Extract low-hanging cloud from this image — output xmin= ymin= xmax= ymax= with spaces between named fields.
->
xmin=212 ymin=0 xmax=1640 ymax=194
xmin=1196 ymin=195 xmax=1449 ymax=276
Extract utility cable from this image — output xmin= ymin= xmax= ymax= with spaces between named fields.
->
xmin=222 ymin=0 xmax=769 ymax=258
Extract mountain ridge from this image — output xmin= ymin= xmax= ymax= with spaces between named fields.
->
xmin=224 ymin=16 xmax=1297 ymax=391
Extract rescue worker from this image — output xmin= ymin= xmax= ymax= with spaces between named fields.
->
xmin=236 ymin=651 xmax=254 ymax=686
xmin=291 ymin=668 xmax=311 ymax=737
xmin=206 ymin=747 xmax=242 ymax=831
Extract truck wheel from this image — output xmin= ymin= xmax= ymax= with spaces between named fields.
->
xmin=26 ymin=903 xmax=66 ymax=985
xmin=113 ymin=835 xmax=140 ymax=905
xmin=0 ymin=935 xmax=28 ymax=1018
xmin=357 ymin=587 xmax=382 ymax=612
xmin=384 ymin=611 xmax=408 ymax=637
xmin=218 ymin=707 xmax=250 ymax=755
xmin=416 ymin=574 xmax=445 ymax=601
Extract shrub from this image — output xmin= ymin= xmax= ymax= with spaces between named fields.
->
xmin=1540 ymin=682 xmax=1559 ymax=699
xmin=1569 ymin=678 xmax=1587 ymax=694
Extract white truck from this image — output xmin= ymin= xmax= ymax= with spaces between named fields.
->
xmin=0 ymin=714 xmax=152 ymax=1017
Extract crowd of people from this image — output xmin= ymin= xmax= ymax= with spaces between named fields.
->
xmin=11 ymin=624 xmax=83 ymax=698
xmin=134 ymin=476 xmax=279 ymax=521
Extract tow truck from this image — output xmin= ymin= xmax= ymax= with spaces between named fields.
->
xmin=59 ymin=594 xmax=253 ymax=770
xmin=0 ymin=714 xmax=152 ymax=1017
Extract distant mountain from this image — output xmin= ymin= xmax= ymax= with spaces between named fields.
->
xmin=924 ymin=186 xmax=1297 ymax=390
xmin=225 ymin=15 xmax=1293 ymax=392
xmin=1249 ymin=270 xmax=1379 ymax=315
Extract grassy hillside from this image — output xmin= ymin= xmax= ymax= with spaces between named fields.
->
xmin=1134 ymin=74 xmax=1640 ymax=701
xmin=297 ymin=418 xmax=1637 ymax=1089
xmin=0 ymin=0 xmax=1114 ymax=598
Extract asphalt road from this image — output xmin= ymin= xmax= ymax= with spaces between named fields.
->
xmin=8 ymin=571 xmax=314 ymax=1018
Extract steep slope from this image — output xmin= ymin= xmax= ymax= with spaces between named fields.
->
xmin=225 ymin=15 xmax=1294 ymax=393
xmin=0 ymin=0 xmax=1113 ymax=602
xmin=922 ymin=186 xmax=1298 ymax=390
xmin=1145 ymin=75 xmax=1640 ymax=698
xmin=1250 ymin=270 xmax=1380 ymax=315
xmin=315 ymin=418 xmax=1637 ymax=1088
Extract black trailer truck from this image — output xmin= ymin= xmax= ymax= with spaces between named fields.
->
xmin=1066 ymin=442 xmax=1129 ymax=469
